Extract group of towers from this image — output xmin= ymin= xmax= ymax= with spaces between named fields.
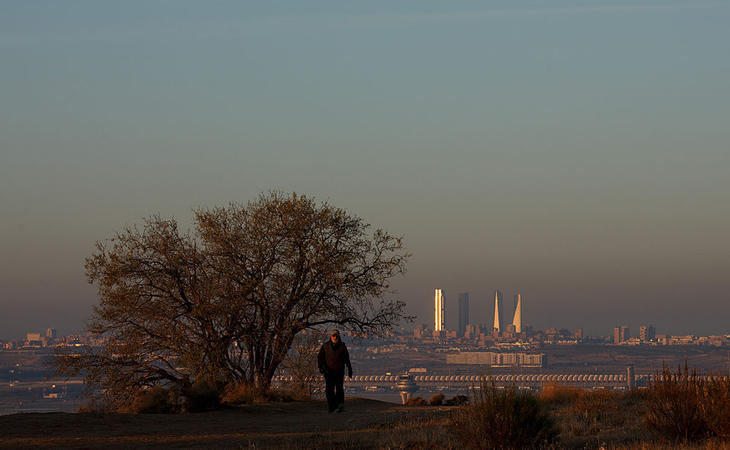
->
xmin=493 ymin=290 xmax=522 ymax=333
xmin=433 ymin=289 xmax=523 ymax=335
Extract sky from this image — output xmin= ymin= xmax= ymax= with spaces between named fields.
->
xmin=1 ymin=1 xmax=729 ymax=339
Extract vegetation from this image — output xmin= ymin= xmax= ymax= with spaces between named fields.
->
xmin=55 ymin=192 xmax=409 ymax=411
xmin=429 ymin=393 xmax=445 ymax=406
xmin=6 ymin=373 xmax=730 ymax=448
xmin=450 ymin=379 xmax=557 ymax=449
xmin=645 ymin=365 xmax=730 ymax=443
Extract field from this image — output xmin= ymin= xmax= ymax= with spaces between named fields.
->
xmin=2 ymin=388 xmax=730 ymax=449
xmin=0 ymin=398 xmax=452 ymax=449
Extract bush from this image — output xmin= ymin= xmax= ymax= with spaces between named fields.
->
xmin=645 ymin=364 xmax=708 ymax=442
xmin=571 ymin=389 xmax=619 ymax=419
xmin=445 ymin=395 xmax=469 ymax=406
xmin=129 ymin=386 xmax=173 ymax=414
xmin=405 ymin=396 xmax=427 ymax=406
xmin=186 ymin=380 xmax=221 ymax=412
xmin=429 ymin=393 xmax=445 ymax=406
xmin=699 ymin=374 xmax=730 ymax=440
xmin=539 ymin=384 xmax=583 ymax=405
xmin=450 ymin=379 xmax=557 ymax=449
xmin=221 ymin=382 xmax=255 ymax=406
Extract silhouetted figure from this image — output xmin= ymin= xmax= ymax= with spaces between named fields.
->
xmin=318 ymin=330 xmax=353 ymax=413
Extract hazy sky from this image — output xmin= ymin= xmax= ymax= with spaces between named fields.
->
xmin=2 ymin=1 xmax=729 ymax=339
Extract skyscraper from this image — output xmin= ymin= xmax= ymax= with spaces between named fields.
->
xmin=512 ymin=293 xmax=522 ymax=333
xmin=458 ymin=292 xmax=469 ymax=337
xmin=614 ymin=325 xmax=630 ymax=343
xmin=493 ymin=290 xmax=503 ymax=332
xmin=434 ymin=289 xmax=445 ymax=331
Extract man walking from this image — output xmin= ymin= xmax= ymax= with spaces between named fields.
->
xmin=318 ymin=329 xmax=353 ymax=413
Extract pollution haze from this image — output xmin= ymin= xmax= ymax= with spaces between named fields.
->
xmin=1 ymin=1 xmax=729 ymax=339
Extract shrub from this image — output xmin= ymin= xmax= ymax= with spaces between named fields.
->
xmin=405 ymin=396 xmax=427 ymax=406
xmin=260 ymin=388 xmax=300 ymax=402
xmin=645 ymin=364 xmax=708 ymax=442
xmin=450 ymin=379 xmax=557 ymax=449
xmin=186 ymin=380 xmax=221 ymax=412
xmin=699 ymin=374 xmax=730 ymax=440
xmin=221 ymin=382 xmax=255 ymax=406
xmin=445 ymin=395 xmax=469 ymax=406
xmin=571 ymin=389 xmax=619 ymax=419
xmin=539 ymin=384 xmax=583 ymax=405
xmin=129 ymin=386 xmax=173 ymax=414
xmin=429 ymin=393 xmax=445 ymax=406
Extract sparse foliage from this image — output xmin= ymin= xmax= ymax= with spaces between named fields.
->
xmin=699 ymin=374 xmax=730 ymax=440
xmin=56 ymin=192 xmax=409 ymax=410
xmin=450 ymin=378 xmax=556 ymax=450
xmin=645 ymin=364 xmax=709 ymax=442
xmin=645 ymin=365 xmax=730 ymax=443
xmin=429 ymin=393 xmax=445 ymax=406
xmin=277 ymin=330 xmax=324 ymax=399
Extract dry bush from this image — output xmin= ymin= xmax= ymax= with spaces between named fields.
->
xmin=77 ymin=398 xmax=107 ymax=413
xmin=539 ymin=384 xmax=583 ymax=405
xmin=129 ymin=386 xmax=173 ymax=414
xmin=571 ymin=389 xmax=620 ymax=419
xmin=185 ymin=380 xmax=221 ymax=412
xmin=430 ymin=393 xmax=445 ymax=406
xmin=645 ymin=364 xmax=709 ymax=442
xmin=445 ymin=395 xmax=469 ymax=406
xmin=450 ymin=379 xmax=557 ymax=449
xmin=221 ymin=382 xmax=255 ymax=405
xmin=406 ymin=396 xmax=427 ymax=406
xmin=699 ymin=374 xmax=730 ymax=440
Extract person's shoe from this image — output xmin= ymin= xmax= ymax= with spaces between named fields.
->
xmin=335 ymin=403 xmax=344 ymax=413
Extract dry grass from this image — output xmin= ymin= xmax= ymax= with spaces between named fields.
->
xmin=546 ymin=388 xmax=652 ymax=449
xmin=450 ymin=379 xmax=557 ymax=449
xmin=6 ymin=374 xmax=730 ymax=449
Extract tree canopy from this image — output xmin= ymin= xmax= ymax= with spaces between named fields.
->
xmin=58 ymin=192 xmax=409 ymax=409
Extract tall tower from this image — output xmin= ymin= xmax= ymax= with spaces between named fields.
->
xmin=512 ymin=293 xmax=522 ymax=333
xmin=457 ymin=293 xmax=469 ymax=337
xmin=493 ymin=290 xmax=503 ymax=331
xmin=434 ymin=289 xmax=445 ymax=331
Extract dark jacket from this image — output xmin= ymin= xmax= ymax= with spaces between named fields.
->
xmin=318 ymin=340 xmax=352 ymax=375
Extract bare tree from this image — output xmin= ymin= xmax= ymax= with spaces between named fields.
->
xmin=57 ymin=192 xmax=408 ymax=408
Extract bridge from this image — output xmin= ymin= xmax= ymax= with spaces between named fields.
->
xmin=273 ymin=373 xmax=642 ymax=390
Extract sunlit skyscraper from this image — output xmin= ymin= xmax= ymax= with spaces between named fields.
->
xmin=434 ymin=289 xmax=445 ymax=331
xmin=512 ymin=293 xmax=522 ymax=333
xmin=493 ymin=290 xmax=503 ymax=331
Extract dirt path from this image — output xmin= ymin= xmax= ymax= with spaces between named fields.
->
xmin=0 ymin=398 xmax=449 ymax=449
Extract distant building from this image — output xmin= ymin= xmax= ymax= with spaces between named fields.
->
xmin=413 ymin=324 xmax=429 ymax=339
xmin=493 ymin=290 xmax=503 ymax=332
xmin=613 ymin=326 xmax=630 ymax=344
xmin=434 ymin=289 xmax=445 ymax=332
xmin=639 ymin=325 xmax=656 ymax=342
xmin=25 ymin=332 xmax=43 ymax=348
xmin=446 ymin=351 xmax=545 ymax=368
xmin=46 ymin=328 xmax=57 ymax=339
xmin=457 ymin=293 xmax=469 ymax=337
xmin=574 ymin=328 xmax=584 ymax=339
xmin=512 ymin=293 xmax=522 ymax=333
xmin=26 ymin=332 xmax=41 ymax=341
xmin=464 ymin=323 xmax=479 ymax=339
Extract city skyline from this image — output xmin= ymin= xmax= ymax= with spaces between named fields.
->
xmin=2 ymin=1 xmax=730 ymax=338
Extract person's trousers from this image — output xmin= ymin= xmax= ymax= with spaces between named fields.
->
xmin=324 ymin=370 xmax=345 ymax=412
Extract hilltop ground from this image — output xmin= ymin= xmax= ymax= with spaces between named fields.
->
xmin=0 ymin=398 xmax=451 ymax=449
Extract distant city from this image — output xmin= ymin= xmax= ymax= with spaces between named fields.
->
xmin=415 ymin=289 xmax=730 ymax=349
xmin=4 ymin=289 xmax=728 ymax=352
